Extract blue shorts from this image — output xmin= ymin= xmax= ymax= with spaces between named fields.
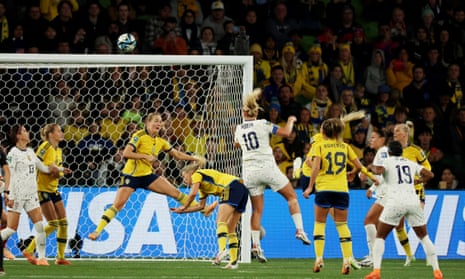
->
xmin=298 ymin=175 xmax=313 ymax=193
xmin=314 ymin=191 xmax=349 ymax=210
xmin=38 ymin=191 xmax=63 ymax=205
xmin=120 ymin=174 xmax=160 ymax=190
xmin=221 ymin=180 xmax=249 ymax=213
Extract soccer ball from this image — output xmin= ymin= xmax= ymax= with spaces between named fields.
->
xmin=117 ymin=33 xmax=136 ymax=53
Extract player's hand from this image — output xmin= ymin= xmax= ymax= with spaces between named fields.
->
xmin=63 ymin=168 xmax=72 ymax=175
xmin=171 ymin=206 xmax=186 ymax=213
xmin=146 ymin=155 xmax=156 ymax=163
xmin=49 ymin=165 xmax=60 ymax=178
xmin=347 ymin=171 xmax=356 ymax=182
xmin=372 ymin=178 xmax=380 ymax=186
xmin=303 ymin=187 xmax=313 ymax=199
xmin=366 ymin=189 xmax=373 ymax=199
xmin=288 ymin=116 xmax=297 ymax=123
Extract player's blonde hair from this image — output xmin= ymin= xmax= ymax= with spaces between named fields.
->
xmin=40 ymin=123 xmax=60 ymax=142
xmin=321 ymin=110 xmax=366 ymax=140
xmin=340 ymin=110 xmax=366 ymax=124
xmin=243 ymin=88 xmax=262 ymax=118
xmin=181 ymin=155 xmax=207 ymax=174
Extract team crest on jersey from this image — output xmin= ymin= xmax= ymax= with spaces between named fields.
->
xmin=381 ymin=152 xmax=387 ymax=158
xmin=40 ymin=149 xmax=46 ymax=156
xmin=133 ymin=136 xmax=139 ymax=143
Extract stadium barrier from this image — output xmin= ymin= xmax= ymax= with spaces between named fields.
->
xmin=10 ymin=187 xmax=465 ymax=259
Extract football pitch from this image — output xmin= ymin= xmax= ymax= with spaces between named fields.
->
xmin=2 ymin=259 xmax=462 ymax=278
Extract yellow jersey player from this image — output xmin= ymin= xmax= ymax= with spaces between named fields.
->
xmin=88 ymin=112 xmax=215 ymax=241
xmin=172 ymin=166 xmax=249 ymax=270
xmin=22 ymin=124 xmax=72 ymax=265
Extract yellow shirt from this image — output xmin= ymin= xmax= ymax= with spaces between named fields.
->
xmin=311 ymin=139 xmax=357 ymax=192
xmin=191 ymin=169 xmax=240 ymax=200
xmin=36 ymin=141 xmax=64 ymax=192
xmin=122 ymin=130 xmax=172 ymax=176
xmin=403 ymin=144 xmax=431 ymax=191
xmin=302 ymin=133 xmax=323 ymax=177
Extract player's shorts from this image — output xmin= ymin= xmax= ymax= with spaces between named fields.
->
xmin=415 ymin=185 xmax=426 ymax=203
xmin=9 ymin=196 xmax=40 ymax=213
xmin=379 ymin=202 xmax=426 ymax=227
xmin=120 ymin=174 xmax=160 ymax=190
xmin=374 ymin=196 xmax=387 ymax=207
xmin=298 ymin=174 xmax=311 ymax=191
xmin=38 ymin=191 xmax=63 ymax=205
xmin=221 ymin=180 xmax=249 ymax=213
xmin=314 ymin=191 xmax=349 ymax=210
xmin=243 ymin=161 xmax=288 ymax=196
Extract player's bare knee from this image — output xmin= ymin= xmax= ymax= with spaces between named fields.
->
xmin=287 ymin=198 xmax=298 ymax=208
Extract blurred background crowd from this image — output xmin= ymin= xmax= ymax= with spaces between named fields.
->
xmin=0 ymin=0 xmax=464 ymax=190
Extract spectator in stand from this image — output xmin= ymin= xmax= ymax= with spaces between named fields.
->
xmin=115 ymin=1 xmax=138 ymax=36
xmin=279 ymin=42 xmax=315 ymax=105
xmin=334 ymin=4 xmax=363 ymax=44
xmin=288 ymin=29 xmax=308 ymax=63
xmin=107 ymin=0 xmax=136 ymax=22
xmin=436 ymin=88 xmax=456 ymax=127
xmin=40 ymin=0 xmax=79 ymax=21
xmin=386 ymin=46 xmax=414 ymax=93
xmin=277 ymin=84 xmax=301 ymax=121
xmin=261 ymin=34 xmax=280 ymax=66
xmin=403 ymin=65 xmax=435 ymax=120
xmin=0 ymin=23 xmax=27 ymax=53
xmin=437 ymin=27 xmax=463 ymax=67
xmin=170 ymin=0 xmax=203 ymax=26
xmin=250 ymin=43 xmax=270 ymax=88
xmin=316 ymin=28 xmax=338 ymax=67
xmin=96 ymin=145 xmax=125 ymax=186
xmin=239 ymin=7 xmax=263 ymax=46
xmin=439 ymin=62 xmax=463 ymax=109
xmin=448 ymin=6 xmax=465 ymax=50
xmin=264 ymin=1 xmax=299 ymax=50
xmin=179 ymin=9 xmax=201 ymax=53
xmin=262 ymin=64 xmax=287 ymax=106
xmin=339 ymin=87 xmax=358 ymax=116
xmin=201 ymin=1 xmax=232 ymax=42
xmin=364 ymin=49 xmax=387 ymax=101
xmin=325 ymin=0 xmax=353 ymax=32
xmin=266 ymin=101 xmax=286 ymax=147
xmin=217 ymin=20 xmax=237 ymax=55
xmin=144 ymin=2 xmax=173 ymax=53
xmin=450 ymin=107 xmax=465 ymax=184
xmin=183 ymin=118 xmax=208 ymax=156
xmin=79 ymin=0 xmax=109 ymax=54
xmin=349 ymin=125 xmax=368 ymax=159
xmin=438 ymin=167 xmax=460 ymax=190
xmin=351 ymin=28 xmax=372 ymax=84
xmin=325 ymin=64 xmax=347 ymax=103
xmin=389 ymin=6 xmax=408 ymax=44
xmin=22 ymin=4 xmax=49 ymax=48
xmin=407 ymin=26 xmax=432 ymax=66
xmin=307 ymin=84 xmax=332 ymax=131
xmin=295 ymin=107 xmax=315 ymax=145
xmin=419 ymin=8 xmax=439 ymax=46
xmin=372 ymin=85 xmax=396 ymax=130
xmin=99 ymin=99 xmax=128 ymax=146
xmin=199 ymin=26 xmax=216 ymax=55
xmin=293 ymin=0 xmax=324 ymax=35
xmin=336 ymin=43 xmax=356 ymax=88
xmin=303 ymin=44 xmax=329 ymax=88
xmin=415 ymin=104 xmax=450 ymax=153
xmin=354 ymin=83 xmax=374 ymax=113
xmin=49 ymin=0 xmax=80 ymax=44
xmin=415 ymin=126 xmax=445 ymax=188
xmin=153 ymin=17 xmax=188 ymax=55
xmin=372 ymin=23 xmax=400 ymax=66
xmin=424 ymin=45 xmax=446 ymax=90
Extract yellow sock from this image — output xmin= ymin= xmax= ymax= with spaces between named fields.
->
xmin=95 ymin=206 xmax=119 ymax=234
xmin=335 ymin=222 xmax=353 ymax=259
xmin=57 ymin=218 xmax=68 ymax=259
xmin=228 ymin=232 xmax=238 ymax=264
xmin=176 ymin=192 xmax=203 ymax=212
xmin=313 ymin=222 xmax=326 ymax=258
xmin=25 ymin=220 xmax=58 ymax=254
xmin=396 ymin=228 xmax=413 ymax=257
xmin=216 ymin=222 xmax=228 ymax=251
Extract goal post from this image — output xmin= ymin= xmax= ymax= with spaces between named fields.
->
xmin=0 ymin=54 xmax=252 ymax=262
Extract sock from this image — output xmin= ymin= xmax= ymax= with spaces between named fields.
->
xmin=251 ymin=230 xmax=261 ymax=248
xmin=420 ymin=235 xmax=440 ymax=270
xmin=216 ymin=222 xmax=228 ymax=252
xmin=34 ymin=222 xmax=46 ymax=259
xmin=176 ymin=193 xmax=202 ymax=212
xmin=0 ymin=227 xmax=15 ymax=241
xmin=372 ymin=238 xmax=385 ymax=269
xmin=26 ymin=220 xmax=59 ymax=254
xmin=291 ymin=213 xmax=304 ymax=231
xmin=95 ymin=206 xmax=119 ymax=234
xmin=365 ymin=224 xmax=377 ymax=259
xmin=313 ymin=222 xmax=326 ymax=258
xmin=396 ymin=228 xmax=413 ymax=257
xmin=335 ymin=222 xmax=353 ymax=259
xmin=57 ymin=218 xmax=68 ymax=260
xmin=227 ymin=232 xmax=238 ymax=264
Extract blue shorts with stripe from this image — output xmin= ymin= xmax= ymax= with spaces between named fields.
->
xmin=120 ymin=174 xmax=160 ymax=190
xmin=221 ymin=180 xmax=249 ymax=213
xmin=314 ymin=191 xmax=349 ymax=210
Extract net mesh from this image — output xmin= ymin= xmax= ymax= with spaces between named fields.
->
xmin=0 ymin=55 xmax=250 ymax=260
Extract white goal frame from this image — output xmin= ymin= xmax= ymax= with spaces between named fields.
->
xmin=0 ymin=53 xmax=253 ymax=263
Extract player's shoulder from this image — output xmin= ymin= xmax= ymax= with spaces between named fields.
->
xmin=132 ymin=129 xmax=148 ymax=138
xmin=405 ymin=143 xmax=423 ymax=153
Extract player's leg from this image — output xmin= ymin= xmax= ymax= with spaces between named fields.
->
xmin=277 ymin=182 xmax=310 ymax=245
xmin=249 ymin=194 xmax=267 ymax=262
xmin=365 ymin=221 xmax=394 ymax=279
xmin=88 ymin=186 xmax=134 ymax=240
xmin=53 ymin=200 xmax=70 ymax=264
xmin=1 ymin=209 xmax=14 ymax=260
xmin=27 ymin=207 xmax=47 ymax=266
xmin=395 ymin=216 xmax=415 ymax=266
xmin=333 ymin=205 xmax=359 ymax=274
xmin=24 ymin=199 xmax=58 ymax=255
xmin=223 ymin=210 xmax=241 ymax=269
xmin=213 ymin=204 xmax=235 ymax=264
xmin=362 ymin=203 xmax=383 ymax=266
xmin=313 ymin=204 xmax=329 ymax=273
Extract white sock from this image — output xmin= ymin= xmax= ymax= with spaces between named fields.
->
xmin=0 ymin=227 xmax=16 ymax=241
xmin=34 ymin=222 xmax=46 ymax=259
xmin=365 ymin=224 xmax=377 ymax=259
xmin=251 ymin=230 xmax=261 ymax=248
xmin=291 ymin=213 xmax=304 ymax=231
xmin=372 ymin=238 xmax=385 ymax=269
xmin=420 ymin=235 xmax=440 ymax=270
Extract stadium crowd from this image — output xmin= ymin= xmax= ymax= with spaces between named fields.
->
xmin=0 ymin=0 xmax=464 ymax=189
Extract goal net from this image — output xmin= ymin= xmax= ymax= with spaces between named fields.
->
xmin=0 ymin=54 xmax=253 ymax=262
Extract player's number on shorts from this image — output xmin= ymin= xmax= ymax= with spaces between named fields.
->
xmin=325 ymin=152 xmax=346 ymax=175
xmin=395 ymin=164 xmax=412 ymax=184
xmin=241 ymin=132 xmax=259 ymax=151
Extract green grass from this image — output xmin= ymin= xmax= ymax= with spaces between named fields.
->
xmin=2 ymin=259 xmax=461 ymax=278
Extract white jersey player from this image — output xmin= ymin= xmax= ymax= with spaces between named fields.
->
xmin=1 ymin=124 xmax=60 ymax=266
xmin=233 ymin=89 xmax=310 ymax=263
xmin=365 ymin=141 xmax=443 ymax=279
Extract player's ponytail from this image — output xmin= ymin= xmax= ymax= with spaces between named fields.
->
xmin=340 ymin=110 xmax=366 ymax=124
xmin=40 ymin=123 xmax=59 ymax=142
xmin=243 ymin=88 xmax=262 ymax=118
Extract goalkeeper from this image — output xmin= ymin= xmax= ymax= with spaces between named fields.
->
xmin=88 ymin=113 xmax=216 ymax=241
xmin=171 ymin=163 xmax=248 ymax=270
